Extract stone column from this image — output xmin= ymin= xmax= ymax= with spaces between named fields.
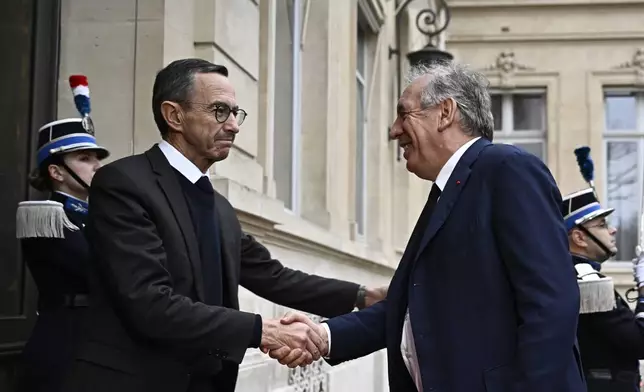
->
xmin=257 ymin=0 xmax=277 ymax=198
xmin=58 ymin=0 xmax=141 ymax=160
xmin=58 ymin=0 xmax=198 ymax=159
xmin=194 ymin=0 xmax=264 ymax=193
xmin=324 ymin=0 xmax=355 ymax=237
xmin=299 ymin=0 xmax=332 ymax=228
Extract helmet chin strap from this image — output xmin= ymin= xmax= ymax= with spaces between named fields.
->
xmin=52 ymin=156 xmax=90 ymax=190
xmin=578 ymin=224 xmax=616 ymax=262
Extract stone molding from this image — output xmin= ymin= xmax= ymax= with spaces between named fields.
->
xmin=213 ymin=176 xmax=396 ymax=274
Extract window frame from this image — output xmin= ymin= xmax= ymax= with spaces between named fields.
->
xmin=355 ymin=21 xmax=368 ymax=237
xmin=602 ymin=88 xmax=644 ymax=261
xmin=273 ymin=0 xmax=303 ymax=214
xmin=490 ymin=88 xmax=548 ymax=161
xmin=289 ymin=0 xmax=303 ymax=215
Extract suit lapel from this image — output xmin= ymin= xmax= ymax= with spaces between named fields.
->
xmin=214 ymin=193 xmax=239 ymax=308
xmin=412 ymin=138 xmax=491 ymax=262
xmin=146 ymin=145 xmax=205 ymax=301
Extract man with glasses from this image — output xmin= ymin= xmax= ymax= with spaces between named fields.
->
xmin=63 ymin=59 xmax=387 ymax=392
xmin=563 ymin=188 xmax=644 ymax=392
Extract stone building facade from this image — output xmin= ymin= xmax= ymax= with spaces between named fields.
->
xmin=47 ymin=0 xmax=444 ymax=390
xmin=448 ymin=0 xmax=644 ymax=294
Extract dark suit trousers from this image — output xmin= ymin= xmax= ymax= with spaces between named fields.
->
xmin=187 ymin=376 xmax=216 ymax=392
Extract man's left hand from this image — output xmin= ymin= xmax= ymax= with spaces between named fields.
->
xmin=363 ymin=285 xmax=388 ymax=308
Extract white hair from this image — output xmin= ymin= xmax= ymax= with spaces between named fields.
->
xmin=406 ymin=61 xmax=494 ymax=140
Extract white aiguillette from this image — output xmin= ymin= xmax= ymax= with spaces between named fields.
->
xmin=575 ymin=263 xmax=616 ymax=314
xmin=16 ymin=200 xmax=79 ymax=239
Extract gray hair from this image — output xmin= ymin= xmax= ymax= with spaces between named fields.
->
xmin=405 ymin=61 xmax=494 ymax=141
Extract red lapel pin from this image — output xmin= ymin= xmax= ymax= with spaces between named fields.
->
xmin=456 ymin=180 xmax=461 ymax=185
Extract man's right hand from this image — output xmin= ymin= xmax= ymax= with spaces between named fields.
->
xmin=260 ymin=314 xmax=327 ymax=368
xmin=265 ymin=312 xmax=329 ymax=367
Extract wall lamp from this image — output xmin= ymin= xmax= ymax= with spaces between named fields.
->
xmin=388 ymin=0 xmax=453 ymax=160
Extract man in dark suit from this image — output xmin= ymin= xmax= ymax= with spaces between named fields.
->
xmin=63 ymin=59 xmax=387 ymax=392
xmin=278 ymin=61 xmax=585 ymax=391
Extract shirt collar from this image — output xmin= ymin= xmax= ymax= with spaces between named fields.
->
xmin=434 ymin=137 xmax=481 ymax=191
xmin=571 ymin=253 xmax=602 ymax=272
xmin=158 ymin=140 xmax=207 ymax=184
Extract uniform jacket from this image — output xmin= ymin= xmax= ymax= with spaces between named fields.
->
xmin=19 ymin=192 xmax=90 ymax=392
xmin=574 ymin=254 xmax=644 ymax=391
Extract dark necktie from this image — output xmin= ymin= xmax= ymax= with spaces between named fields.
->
xmin=426 ymin=183 xmax=442 ymax=217
xmin=418 ymin=183 xmax=442 ymax=231
xmin=406 ymin=183 xmax=442 ymax=257
xmin=194 ymin=176 xmax=223 ymax=306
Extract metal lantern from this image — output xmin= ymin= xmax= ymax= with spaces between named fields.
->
xmin=405 ymin=1 xmax=453 ymax=67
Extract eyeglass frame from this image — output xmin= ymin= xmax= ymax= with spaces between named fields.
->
xmin=177 ymin=100 xmax=248 ymax=126
xmin=584 ymin=218 xmax=612 ymax=230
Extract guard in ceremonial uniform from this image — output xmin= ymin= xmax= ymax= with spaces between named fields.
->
xmin=16 ymin=75 xmax=109 ymax=392
xmin=563 ymin=150 xmax=644 ymax=391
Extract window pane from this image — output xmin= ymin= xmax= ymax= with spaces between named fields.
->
xmin=513 ymin=142 xmax=545 ymax=161
xmin=273 ymin=0 xmax=295 ymax=209
xmin=491 ymin=94 xmax=502 ymax=132
xmin=513 ymin=94 xmax=545 ymax=131
xmin=605 ymin=94 xmax=637 ymax=131
xmin=606 ymin=141 xmax=639 ymax=260
xmin=355 ymin=78 xmax=365 ymax=235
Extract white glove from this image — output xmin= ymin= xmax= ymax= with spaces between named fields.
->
xmin=632 ymin=245 xmax=644 ymax=288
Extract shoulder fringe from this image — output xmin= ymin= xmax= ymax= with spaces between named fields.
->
xmin=578 ymin=278 xmax=616 ymax=314
xmin=16 ymin=201 xmax=79 ymax=239
xmin=575 ymin=263 xmax=616 ymax=314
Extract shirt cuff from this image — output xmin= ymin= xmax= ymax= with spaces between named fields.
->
xmin=321 ymin=322 xmax=332 ymax=357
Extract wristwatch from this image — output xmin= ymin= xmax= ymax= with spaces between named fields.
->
xmin=355 ymin=285 xmax=367 ymax=309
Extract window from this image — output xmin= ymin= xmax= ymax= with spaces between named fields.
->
xmin=355 ymin=24 xmax=367 ymax=236
xmin=273 ymin=0 xmax=303 ymax=212
xmin=603 ymin=90 xmax=644 ymax=261
xmin=491 ymin=91 xmax=547 ymax=161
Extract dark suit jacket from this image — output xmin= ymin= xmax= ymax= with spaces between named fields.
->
xmin=63 ymin=145 xmax=360 ymax=392
xmin=325 ymin=139 xmax=585 ymax=392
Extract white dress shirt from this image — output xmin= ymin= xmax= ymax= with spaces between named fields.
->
xmin=322 ymin=137 xmax=481 ymax=392
xmin=157 ymin=140 xmax=208 ymax=183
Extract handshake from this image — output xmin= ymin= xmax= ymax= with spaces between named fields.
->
xmin=260 ymin=312 xmax=329 ymax=368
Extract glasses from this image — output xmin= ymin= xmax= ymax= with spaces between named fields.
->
xmin=183 ymin=101 xmax=247 ymax=125
xmin=586 ymin=220 xmax=610 ymax=230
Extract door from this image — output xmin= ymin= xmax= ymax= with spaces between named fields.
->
xmin=0 ymin=0 xmax=60 ymax=390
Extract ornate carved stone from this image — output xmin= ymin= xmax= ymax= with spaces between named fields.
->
xmin=482 ymin=51 xmax=535 ymax=88
xmin=614 ymin=48 xmax=644 ymax=71
xmin=485 ymin=51 xmax=535 ymax=74
xmin=287 ymin=360 xmax=329 ymax=392
xmin=613 ymin=48 xmax=644 ymax=86
xmin=286 ymin=314 xmax=330 ymax=392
